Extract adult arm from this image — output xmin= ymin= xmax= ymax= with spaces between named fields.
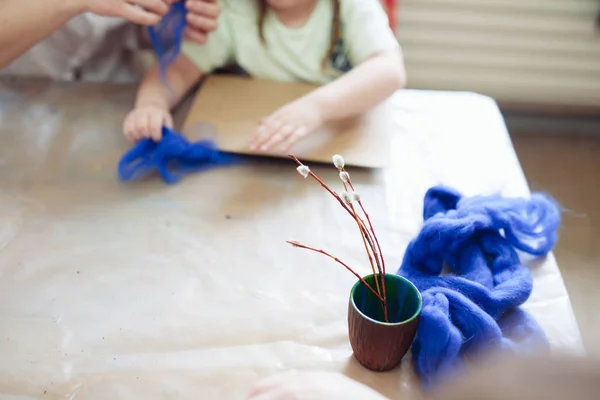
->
xmin=0 ymin=0 xmax=170 ymax=69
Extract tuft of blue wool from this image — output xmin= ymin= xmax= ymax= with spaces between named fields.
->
xmin=118 ymin=126 xmax=240 ymax=184
xmin=147 ymin=1 xmax=188 ymax=84
xmin=397 ymin=185 xmax=560 ymax=389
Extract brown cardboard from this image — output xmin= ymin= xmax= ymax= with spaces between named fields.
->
xmin=182 ymin=75 xmax=393 ymax=168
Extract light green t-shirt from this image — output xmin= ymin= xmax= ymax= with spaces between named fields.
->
xmin=181 ymin=0 xmax=400 ymax=84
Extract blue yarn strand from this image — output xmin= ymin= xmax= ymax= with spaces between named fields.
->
xmin=147 ymin=1 xmax=187 ymax=84
xmin=397 ymin=186 xmax=560 ymax=389
xmin=118 ymin=126 xmax=240 ymax=184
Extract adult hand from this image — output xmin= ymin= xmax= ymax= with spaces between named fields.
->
xmin=184 ymin=0 xmax=220 ymax=44
xmin=82 ymin=0 xmax=174 ymax=26
xmin=247 ymin=371 xmax=389 ymax=400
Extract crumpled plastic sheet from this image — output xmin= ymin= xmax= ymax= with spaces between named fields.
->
xmin=0 ymin=80 xmax=584 ymax=399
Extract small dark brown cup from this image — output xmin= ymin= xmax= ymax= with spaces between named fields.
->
xmin=348 ymin=273 xmax=422 ymax=372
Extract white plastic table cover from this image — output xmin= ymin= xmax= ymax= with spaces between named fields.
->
xmin=0 ymin=80 xmax=584 ymax=400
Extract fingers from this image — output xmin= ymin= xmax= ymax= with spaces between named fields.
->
xmin=258 ymin=124 xmax=294 ymax=152
xmin=123 ymin=109 xmax=170 ymax=143
xmin=163 ymin=112 xmax=174 ymax=129
xmin=279 ymin=126 xmax=307 ymax=153
xmin=250 ymin=117 xmax=283 ymax=150
xmin=186 ymin=0 xmax=221 ymax=18
xmin=148 ymin=112 xmax=164 ymax=142
xmin=186 ymin=13 xmax=219 ymax=33
xmin=250 ymin=114 xmax=287 ymax=151
xmin=130 ymin=0 xmax=169 ymax=15
xmin=119 ymin=0 xmax=174 ymax=25
xmin=185 ymin=0 xmax=220 ymax=36
xmin=120 ymin=3 xmax=163 ymax=26
xmin=184 ymin=27 xmax=208 ymax=44
xmin=251 ymin=121 xmax=307 ymax=153
xmin=123 ymin=114 xmax=137 ymax=143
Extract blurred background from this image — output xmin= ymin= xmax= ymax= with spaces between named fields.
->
xmin=391 ymin=0 xmax=600 ymax=354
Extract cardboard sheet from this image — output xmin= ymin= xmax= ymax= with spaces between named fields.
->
xmin=182 ymin=75 xmax=393 ymax=168
xmin=0 ymin=80 xmax=583 ymax=400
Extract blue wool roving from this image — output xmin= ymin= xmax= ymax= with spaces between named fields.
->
xmin=397 ymin=186 xmax=560 ymax=389
xmin=147 ymin=1 xmax=187 ymax=82
xmin=118 ymin=126 xmax=239 ymax=184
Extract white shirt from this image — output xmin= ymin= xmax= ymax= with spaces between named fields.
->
xmin=0 ymin=13 xmax=143 ymax=83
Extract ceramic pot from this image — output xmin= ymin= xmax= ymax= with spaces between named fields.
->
xmin=348 ymin=273 xmax=422 ymax=371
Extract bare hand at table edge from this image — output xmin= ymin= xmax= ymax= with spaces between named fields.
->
xmin=248 ymin=50 xmax=405 ymax=154
xmin=250 ymin=96 xmax=325 ymax=153
xmin=246 ymin=371 xmax=390 ymax=400
xmin=123 ymin=105 xmax=173 ymax=142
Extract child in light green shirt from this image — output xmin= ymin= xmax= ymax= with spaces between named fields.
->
xmin=124 ymin=0 xmax=406 ymax=153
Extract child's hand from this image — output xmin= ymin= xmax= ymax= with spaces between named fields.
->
xmin=123 ymin=106 xmax=173 ymax=143
xmin=250 ymin=97 xmax=324 ymax=153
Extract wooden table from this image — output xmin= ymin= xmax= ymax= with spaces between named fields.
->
xmin=0 ymin=80 xmax=583 ymax=399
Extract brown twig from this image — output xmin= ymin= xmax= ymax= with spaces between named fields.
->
xmin=291 ymin=155 xmax=377 ymax=276
xmin=287 ymin=240 xmax=384 ymax=302
xmin=343 ymin=184 xmax=383 ymax=276
xmin=289 ymin=155 xmax=355 ymax=217
xmin=342 ymin=182 xmax=382 ymax=298
xmin=348 ymin=201 xmax=388 ymax=322
xmin=289 ymin=155 xmax=376 ymax=277
xmin=288 ymin=155 xmax=389 ymax=322
xmin=345 ymin=178 xmax=386 ymax=275
xmin=344 ymin=174 xmax=388 ymax=322
xmin=365 ymin=206 xmax=386 ymax=274
xmin=354 ymin=198 xmax=388 ymax=321
xmin=290 ymin=156 xmax=374 ymax=246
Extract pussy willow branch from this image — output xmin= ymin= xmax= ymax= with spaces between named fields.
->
xmin=290 ymin=155 xmax=358 ymax=219
xmin=287 ymin=240 xmax=383 ymax=302
xmin=342 ymin=181 xmax=382 ymax=298
xmin=342 ymin=180 xmax=388 ymax=322
xmin=342 ymin=182 xmax=382 ymax=276
xmin=360 ymin=202 xmax=386 ymax=273
xmin=290 ymin=154 xmax=378 ymax=280
xmin=289 ymin=156 xmax=373 ymax=239
xmin=345 ymin=177 xmax=386 ymax=275
xmin=288 ymin=155 xmax=388 ymax=321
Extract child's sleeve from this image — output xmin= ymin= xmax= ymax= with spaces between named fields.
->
xmin=181 ymin=10 xmax=234 ymax=74
xmin=341 ymin=0 xmax=401 ymax=66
